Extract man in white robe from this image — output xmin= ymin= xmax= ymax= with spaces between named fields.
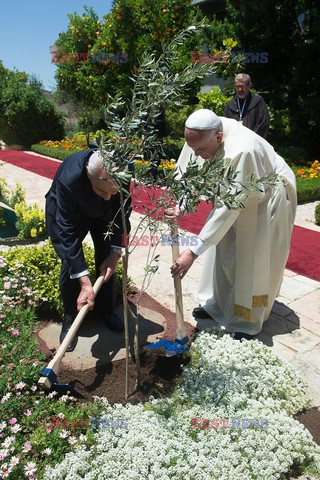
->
xmin=168 ymin=109 xmax=297 ymax=339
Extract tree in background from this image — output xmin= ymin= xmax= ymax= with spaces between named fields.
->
xmin=53 ymin=1 xmax=203 ymax=108
xmin=0 ymin=61 xmax=65 ymax=148
xmin=225 ymin=0 xmax=320 ymax=155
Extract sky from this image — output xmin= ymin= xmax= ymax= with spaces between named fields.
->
xmin=0 ymin=0 xmax=113 ymax=91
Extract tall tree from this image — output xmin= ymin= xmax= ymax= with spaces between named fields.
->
xmin=0 ymin=63 xmax=65 ymax=147
xmin=53 ymin=1 xmax=203 ymax=107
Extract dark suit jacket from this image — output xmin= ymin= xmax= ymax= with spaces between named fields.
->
xmin=224 ymin=92 xmax=269 ymax=139
xmin=45 ymin=149 xmax=131 ymax=276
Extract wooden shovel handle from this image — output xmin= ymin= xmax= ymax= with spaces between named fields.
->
xmin=170 ymin=223 xmax=186 ymax=340
xmin=38 ymin=273 xmax=108 ymax=389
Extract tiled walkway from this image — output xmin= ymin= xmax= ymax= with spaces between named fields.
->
xmin=1 ymin=152 xmax=319 ymax=406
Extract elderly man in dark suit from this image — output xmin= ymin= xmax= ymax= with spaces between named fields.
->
xmin=45 ymin=148 xmax=131 ymax=351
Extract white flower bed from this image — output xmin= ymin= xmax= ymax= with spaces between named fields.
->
xmin=43 ymin=331 xmax=320 ymax=480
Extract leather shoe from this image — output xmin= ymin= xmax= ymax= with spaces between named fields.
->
xmin=233 ymin=332 xmax=255 ymax=341
xmin=192 ymin=307 xmax=213 ymax=319
xmin=59 ymin=318 xmax=78 ymax=352
xmin=106 ymin=312 xmax=124 ymax=333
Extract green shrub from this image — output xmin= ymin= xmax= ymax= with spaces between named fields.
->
xmin=14 ymin=201 xmax=47 ymax=240
xmin=315 ymin=203 xmax=320 ymax=225
xmin=197 ymin=87 xmax=232 ymax=116
xmin=74 ymin=129 xmax=110 ymax=143
xmin=0 ymin=306 xmax=46 ymax=398
xmin=65 ymin=122 xmax=80 ymax=139
xmin=0 ymin=178 xmax=24 ymax=208
xmin=268 ymin=107 xmax=291 ymax=138
xmin=0 ymin=75 xmax=65 ymax=147
xmin=31 ymin=130 xmax=111 ymax=160
xmin=1 ymin=241 xmax=131 ymax=315
xmin=165 ymin=105 xmax=195 ymax=139
xmin=0 ymin=178 xmax=46 ymax=241
xmin=0 ymin=179 xmax=25 ymax=226
xmin=276 ymin=145 xmax=310 ymax=166
xmin=1 ymin=241 xmax=96 ymax=315
xmin=296 ymin=177 xmax=320 ymax=203
xmin=163 ymin=137 xmax=185 ymax=160
xmin=31 ymin=143 xmax=75 ymax=161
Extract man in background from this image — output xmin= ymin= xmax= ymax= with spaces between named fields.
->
xmin=224 ymin=73 xmax=269 ymax=139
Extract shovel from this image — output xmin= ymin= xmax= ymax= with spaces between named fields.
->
xmin=38 ymin=274 xmax=108 ymax=391
xmin=145 ymin=222 xmax=189 ymax=356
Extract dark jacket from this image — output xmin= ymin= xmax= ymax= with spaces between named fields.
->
xmin=224 ymin=92 xmax=269 ymax=139
xmin=45 ymin=149 xmax=131 ymax=276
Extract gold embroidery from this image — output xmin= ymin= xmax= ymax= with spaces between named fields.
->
xmin=252 ymin=295 xmax=269 ymax=308
xmin=234 ymin=304 xmax=252 ymax=321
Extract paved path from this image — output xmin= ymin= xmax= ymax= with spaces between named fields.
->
xmin=1 ymin=152 xmax=319 ymax=406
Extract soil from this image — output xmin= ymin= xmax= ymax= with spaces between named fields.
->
xmin=38 ymin=290 xmax=320 ymax=446
xmin=295 ymin=407 xmax=320 ymax=445
xmin=40 ymin=290 xmax=195 ymax=405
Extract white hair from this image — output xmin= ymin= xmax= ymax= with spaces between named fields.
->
xmin=211 ymin=121 xmax=223 ymax=134
xmin=87 ymin=151 xmax=104 ymax=177
xmin=235 ymin=73 xmax=251 ymax=85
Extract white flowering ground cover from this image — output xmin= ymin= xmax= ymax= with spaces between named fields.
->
xmin=43 ymin=331 xmax=320 ymax=480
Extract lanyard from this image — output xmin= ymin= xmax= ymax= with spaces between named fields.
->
xmin=236 ymin=97 xmax=247 ymax=120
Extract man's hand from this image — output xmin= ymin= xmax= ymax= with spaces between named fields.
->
xmin=100 ymin=250 xmax=121 ymax=281
xmin=77 ymin=276 xmax=94 ymax=311
xmin=170 ymin=249 xmax=198 ymax=279
xmin=165 ymin=206 xmax=184 ymax=221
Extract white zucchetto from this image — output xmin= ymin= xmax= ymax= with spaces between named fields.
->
xmin=185 ymin=109 xmax=221 ymax=130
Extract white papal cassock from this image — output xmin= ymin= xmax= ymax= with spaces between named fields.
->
xmin=177 ymin=117 xmax=297 ymax=335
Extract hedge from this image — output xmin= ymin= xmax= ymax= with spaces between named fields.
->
xmin=31 ymin=144 xmax=77 ymax=161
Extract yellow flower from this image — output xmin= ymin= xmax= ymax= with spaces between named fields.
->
xmin=30 ymin=228 xmax=37 ymax=238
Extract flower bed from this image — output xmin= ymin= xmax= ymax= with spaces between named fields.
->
xmin=0 ymin=254 xmax=102 ymax=479
xmin=295 ymin=160 xmax=320 ymax=180
xmin=31 ymin=139 xmax=87 ymax=161
xmin=0 ymin=241 xmax=133 ymax=479
xmin=1 ymin=152 xmax=320 ymax=478
xmin=30 ymin=132 xmax=141 ymax=162
xmin=43 ymin=332 xmax=320 ymax=480
xmin=1 ymin=245 xmax=320 ymax=480
xmin=291 ymin=160 xmax=320 ymax=203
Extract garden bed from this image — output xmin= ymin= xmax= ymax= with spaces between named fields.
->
xmin=37 ymin=289 xmax=195 ymax=404
xmin=1 ymin=221 xmax=320 ymax=478
xmin=42 ymin=330 xmax=320 ymax=480
xmin=36 ymin=287 xmax=320 ymax=448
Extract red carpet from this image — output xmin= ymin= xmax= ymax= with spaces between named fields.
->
xmin=1 ymin=150 xmax=319 ymax=282
xmin=0 ymin=150 xmax=61 ymax=180
xmin=286 ymin=226 xmax=320 ymax=282
xmin=130 ymin=184 xmax=214 ymax=235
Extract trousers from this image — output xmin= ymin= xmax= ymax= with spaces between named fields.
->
xmin=46 ymin=211 xmax=116 ymax=323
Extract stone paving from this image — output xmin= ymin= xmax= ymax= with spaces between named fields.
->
xmin=1 ymin=153 xmax=319 ymax=407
